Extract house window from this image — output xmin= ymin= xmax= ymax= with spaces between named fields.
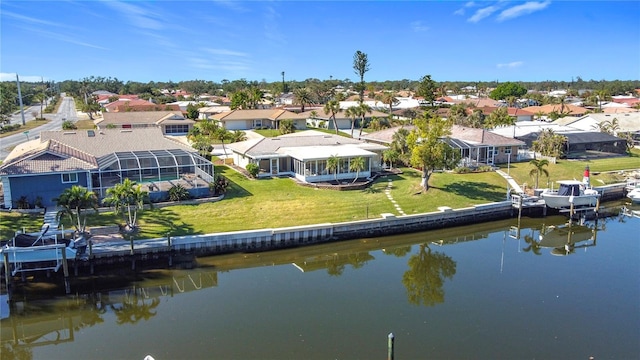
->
xmin=165 ymin=124 xmax=189 ymax=134
xmin=122 ymin=124 xmax=132 ymax=129
xmin=62 ymin=173 xmax=78 ymax=183
xmin=493 ymin=149 xmax=499 ymax=156
xmin=504 ymin=148 xmax=512 ymax=154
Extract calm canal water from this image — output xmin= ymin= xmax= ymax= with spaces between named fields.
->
xmin=2 ymin=204 xmax=639 ymax=360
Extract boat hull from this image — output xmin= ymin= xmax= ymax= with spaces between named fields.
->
xmin=541 ymin=193 xmax=600 ymax=209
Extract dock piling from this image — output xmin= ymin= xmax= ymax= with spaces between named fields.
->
xmin=387 ymin=332 xmax=395 ymax=360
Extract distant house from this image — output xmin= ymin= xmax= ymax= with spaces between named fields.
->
xmin=300 ymin=108 xmax=390 ymax=131
xmin=517 ymin=131 xmax=627 ymax=157
xmin=211 ymin=109 xmax=307 ymax=130
xmin=0 ymin=128 xmax=214 ymax=208
xmin=102 ymin=99 xmax=157 ymax=112
xmin=523 ymin=104 xmax=587 ymax=117
xmin=554 ymin=112 xmax=640 ymax=135
xmin=474 ymin=107 xmax=535 ymax=122
xmin=226 ymin=130 xmax=387 ymax=182
xmin=198 ymin=105 xmax=232 ymax=120
xmin=94 ymin=111 xmax=194 ymax=135
xmin=362 ymin=125 xmax=525 ymax=166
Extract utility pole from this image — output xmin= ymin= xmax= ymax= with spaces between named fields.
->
xmin=16 ymin=74 xmax=26 ymax=125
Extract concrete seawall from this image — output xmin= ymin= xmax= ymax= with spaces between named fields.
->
xmin=86 ymin=201 xmax=515 ymax=265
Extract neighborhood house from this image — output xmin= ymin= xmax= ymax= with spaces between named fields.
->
xmin=226 ymin=131 xmax=387 ymax=183
xmin=0 ymin=128 xmax=214 ymax=208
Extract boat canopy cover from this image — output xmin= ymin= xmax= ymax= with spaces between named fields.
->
xmin=558 ymin=183 xmax=580 ymax=196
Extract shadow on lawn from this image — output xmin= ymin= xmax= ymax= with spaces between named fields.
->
xmin=141 ymin=208 xmax=195 ymax=237
xmin=437 ymin=181 xmax=505 ymax=201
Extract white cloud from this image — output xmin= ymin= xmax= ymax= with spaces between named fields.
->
xmin=101 ymin=0 xmax=163 ymax=30
xmin=410 ymin=21 xmax=429 ymax=32
xmin=203 ymin=48 xmax=248 ymax=57
xmin=468 ymin=4 xmax=502 ymax=23
xmin=497 ymin=1 xmax=551 ymax=22
xmin=23 ymin=27 xmax=108 ymax=50
xmin=454 ymin=1 xmax=476 ymax=16
xmin=2 ymin=10 xmax=69 ymax=28
xmin=497 ymin=61 xmax=524 ymax=68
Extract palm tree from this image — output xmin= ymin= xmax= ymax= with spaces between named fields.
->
xmin=382 ymin=149 xmax=399 ymax=169
xmin=323 ymin=100 xmax=341 ymax=134
xmin=345 ymin=106 xmax=359 ymax=137
xmin=230 ymin=130 xmax=247 ymax=143
xmin=103 ymin=178 xmax=149 ymax=232
xmin=293 ymin=87 xmax=312 ymax=112
xmin=357 ymin=102 xmax=372 ymax=137
xmin=327 ymin=154 xmax=340 ymax=181
xmin=349 ymin=156 xmax=366 ymax=183
xmin=215 ymin=127 xmax=231 ymax=158
xmin=528 ymin=158 xmax=550 ymax=189
xmin=54 ymin=185 xmax=99 ymax=235
xmin=379 ymin=91 xmax=398 ymax=113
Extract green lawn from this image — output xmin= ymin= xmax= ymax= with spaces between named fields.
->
xmin=3 ymin=150 xmax=638 ymax=241
xmin=501 ymin=148 xmax=640 ymax=188
xmin=0 ymin=119 xmax=51 ymax=138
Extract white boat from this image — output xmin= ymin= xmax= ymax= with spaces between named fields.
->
xmin=541 ymin=180 xmax=600 ymax=209
xmin=627 ymin=188 xmax=640 ymax=204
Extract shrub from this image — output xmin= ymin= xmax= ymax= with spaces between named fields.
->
xmin=246 ymin=163 xmax=259 ymax=178
xmin=62 ymin=120 xmax=77 ymax=130
xmin=210 ymin=175 xmax=230 ymax=195
xmin=477 ymin=165 xmax=494 ymax=172
xmin=168 ymin=184 xmax=191 ymax=201
xmin=454 ymin=166 xmax=472 ymax=174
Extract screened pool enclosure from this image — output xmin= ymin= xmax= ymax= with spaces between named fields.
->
xmin=91 ymin=149 xmax=214 ymax=198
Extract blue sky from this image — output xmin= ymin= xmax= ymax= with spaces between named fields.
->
xmin=1 ymin=1 xmax=639 ymax=84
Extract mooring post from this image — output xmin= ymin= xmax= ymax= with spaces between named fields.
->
xmin=61 ymin=246 xmax=69 ymax=278
xmin=387 ymin=332 xmax=395 ymax=360
xmin=167 ymin=232 xmax=173 ymax=267
xmin=3 ymin=252 xmax=11 ymax=300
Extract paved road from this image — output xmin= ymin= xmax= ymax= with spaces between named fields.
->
xmin=0 ymin=96 xmax=77 ymax=160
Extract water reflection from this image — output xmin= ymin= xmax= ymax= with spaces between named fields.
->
xmin=1 ymin=204 xmax=638 ymax=359
xmin=402 ymin=244 xmax=456 ymax=306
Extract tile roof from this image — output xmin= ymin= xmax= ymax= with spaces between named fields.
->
xmin=523 ymin=104 xmax=587 ymax=115
xmin=211 ymin=109 xmax=308 ymax=121
xmin=362 ymin=125 xmax=524 ymax=147
xmin=39 ymin=128 xmax=193 ymax=157
xmin=1 ymin=128 xmax=197 ymax=176
xmin=97 ymin=111 xmax=190 ymax=126
xmin=227 ymin=130 xmax=385 ymax=158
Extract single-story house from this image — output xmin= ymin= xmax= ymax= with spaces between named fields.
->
xmin=94 ymin=111 xmax=194 ymax=135
xmin=517 ymin=131 xmax=628 ymax=157
xmin=102 ymin=98 xmax=156 ymax=112
xmin=523 ymin=104 xmax=587 ymax=117
xmin=0 ymin=128 xmax=214 ymax=208
xmin=198 ymin=105 xmax=232 ymax=120
xmin=226 ymin=130 xmax=387 ymax=183
xmin=474 ymin=107 xmax=535 ymax=122
xmin=300 ymin=108 xmax=390 ymax=131
xmin=553 ymin=112 xmax=640 ymax=136
xmin=362 ymin=125 xmax=525 ymax=166
xmin=211 ymin=109 xmax=307 ymax=130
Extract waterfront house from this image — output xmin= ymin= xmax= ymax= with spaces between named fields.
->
xmin=362 ymin=125 xmax=525 ymax=166
xmin=226 ymin=130 xmax=387 ymax=182
xmin=0 ymin=128 xmax=214 ymax=208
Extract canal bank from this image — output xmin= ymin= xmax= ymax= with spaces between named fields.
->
xmin=1 ymin=181 xmax=629 ymax=283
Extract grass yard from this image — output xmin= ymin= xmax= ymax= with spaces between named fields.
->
xmin=0 ymin=119 xmax=51 ymax=138
xmin=3 ymin=150 xmax=638 ymax=241
xmin=0 ymin=212 xmax=44 ymax=240
xmin=74 ymin=119 xmax=96 ymax=130
xmin=501 ymin=148 xmax=640 ymax=189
